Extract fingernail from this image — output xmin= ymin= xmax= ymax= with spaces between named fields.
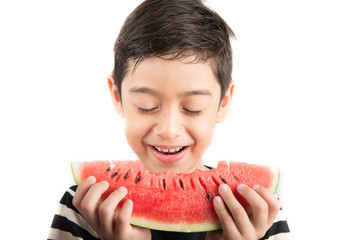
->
xmin=125 ymin=199 xmax=133 ymax=205
xmin=237 ymin=184 xmax=246 ymax=191
xmin=214 ymin=196 xmax=223 ymax=205
xmin=219 ymin=184 xmax=229 ymax=193
xmin=86 ymin=176 xmax=96 ymax=182
xmin=118 ymin=186 xmax=127 ymax=193
xmin=253 ymin=185 xmax=260 ymax=190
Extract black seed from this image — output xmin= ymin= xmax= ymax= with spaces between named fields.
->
xmin=179 ymin=180 xmax=184 ymax=189
xmin=233 ymin=175 xmax=239 ymax=180
xmin=135 ymin=175 xmax=141 ymax=183
xmin=206 ymin=193 xmax=211 ymax=199
xmin=124 ymin=172 xmax=130 ymax=179
xmin=106 ymin=167 xmax=111 ymax=172
xmin=111 ymin=171 xmax=118 ymax=178
xmin=221 ymin=178 xmax=227 ymax=184
xmin=163 ymin=179 xmax=166 ymax=189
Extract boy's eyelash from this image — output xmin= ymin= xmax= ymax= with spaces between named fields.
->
xmin=137 ymin=107 xmax=158 ymax=114
xmin=183 ymin=108 xmax=201 ymax=116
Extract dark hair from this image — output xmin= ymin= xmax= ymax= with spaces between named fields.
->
xmin=113 ymin=0 xmax=235 ymax=100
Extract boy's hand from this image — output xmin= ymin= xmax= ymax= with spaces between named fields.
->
xmin=206 ymin=184 xmax=281 ymax=240
xmin=72 ymin=176 xmax=151 ymax=240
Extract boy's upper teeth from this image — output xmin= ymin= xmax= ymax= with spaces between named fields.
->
xmin=155 ymin=146 xmax=183 ymax=153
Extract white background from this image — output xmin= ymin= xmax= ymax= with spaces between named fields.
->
xmin=1 ymin=0 xmax=359 ymax=239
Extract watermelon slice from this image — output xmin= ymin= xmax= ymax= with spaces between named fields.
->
xmin=71 ymin=160 xmax=279 ymax=232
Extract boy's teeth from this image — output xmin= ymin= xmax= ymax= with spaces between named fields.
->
xmin=154 ymin=146 xmax=184 ymax=154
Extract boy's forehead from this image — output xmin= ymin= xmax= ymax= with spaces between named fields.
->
xmin=122 ymin=56 xmax=221 ymax=96
xmin=129 ymin=54 xmax=215 ymax=75
xmin=127 ymin=56 xmax=215 ymax=81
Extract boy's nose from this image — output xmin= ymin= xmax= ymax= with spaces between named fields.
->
xmin=153 ymin=110 xmax=184 ymax=140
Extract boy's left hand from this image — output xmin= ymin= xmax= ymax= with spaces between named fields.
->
xmin=206 ymin=184 xmax=281 ymax=240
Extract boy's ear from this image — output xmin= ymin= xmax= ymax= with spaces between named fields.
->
xmin=107 ymin=75 xmax=125 ymax=117
xmin=216 ymin=81 xmax=235 ymax=123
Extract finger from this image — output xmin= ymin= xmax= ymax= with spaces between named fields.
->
xmin=218 ymin=184 xmax=252 ymax=234
xmin=253 ymin=185 xmax=281 ymax=226
xmin=237 ymin=184 xmax=268 ymax=233
xmin=98 ymin=186 xmax=128 ymax=236
xmin=73 ymin=176 xmax=96 ymax=209
xmin=114 ymin=199 xmax=134 ymax=238
xmin=80 ymin=181 xmax=109 ymax=227
xmin=213 ymin=195 xmax=241 ymax=239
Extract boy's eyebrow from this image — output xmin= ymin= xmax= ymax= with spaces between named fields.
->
xmin=184 ymin=89 xmax=212 ymax=97
xmin=129 ymin=87 xmax=159 ymax=96
xmin=129 ymin=87 xmax=212 ymax=97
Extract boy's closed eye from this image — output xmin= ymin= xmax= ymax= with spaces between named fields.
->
xmin=137 ymin=106 xmax=158 ymax=114
xmin=181 ymin=98 xmax=211 ymax=117
xmin=130 ymin=94 xmax=159 ymax=114
xmin=129 ymin=88 xmax=212 ymax=117
xmin=182 ymin=108 xmax=202 ymax=116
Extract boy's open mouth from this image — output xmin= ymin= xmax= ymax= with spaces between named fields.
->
xmin=152 ymin=146 xmax=186 ymax=155
xmin=150 ymin=145 xmax=189 ymax=163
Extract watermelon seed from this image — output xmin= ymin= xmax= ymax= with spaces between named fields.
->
xmin=135 ymin=175 xmax=141 ymax=183
xmin=233 ymin=175 xmax=239 ymax=180
xmin=179 ymin=180 xmax=184 ymax=189
xmin=106 ymin=167 xmax=111 ymax=172
xmin=124 ymin=172 xmax=130 ymax=179
xmin=163 ymin=179 xmax=166 ymax=189
xmin=206 ymin=193 xmax=211 ymax=200
xmin=221 ymin=178 xmax=227 ymax=184
xmin=111 ymin=171 xmax=118 ymax=178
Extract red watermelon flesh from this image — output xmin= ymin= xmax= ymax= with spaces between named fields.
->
xmin=71 ymin=160 xmax=279 ymax=232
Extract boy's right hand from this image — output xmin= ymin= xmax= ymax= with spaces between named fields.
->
xmin=73 ymin=176 xmax=151 ymax=240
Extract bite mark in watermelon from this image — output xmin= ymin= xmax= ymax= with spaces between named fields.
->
xmin=71 ymin=160 xmax=279 ymax=232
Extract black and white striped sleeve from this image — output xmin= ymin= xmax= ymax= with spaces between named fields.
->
xmin=259 ymin=195 xmax=293 ymax=240
xmin=48 ymin=186 xmax=101 ymax=240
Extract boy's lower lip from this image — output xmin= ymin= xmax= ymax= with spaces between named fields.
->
xmin=150 ymin=145 xmax=189 ymax=163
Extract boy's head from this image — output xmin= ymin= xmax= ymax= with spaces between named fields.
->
xmin=112 ymin=0 xmax=235 ymax=102
xmin=108 ymin=0 xmax=235 ymax=173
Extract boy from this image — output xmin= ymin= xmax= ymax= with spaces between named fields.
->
xmin=48 ymin=0 xmax=292 ymax=239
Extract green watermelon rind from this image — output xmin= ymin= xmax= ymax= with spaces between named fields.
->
xmin=71 ymin=162 xmax=81 ymax=186
xmin=129 ymin=216 xmax=221 ymax=233
xmin=270 ymin=167 xmax=280 ymax=194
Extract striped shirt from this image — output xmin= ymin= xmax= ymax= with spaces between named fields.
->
xmin=48 ymin=186 xmax=293 ymax=240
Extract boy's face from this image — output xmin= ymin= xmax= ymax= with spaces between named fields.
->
xmin=108 ymin=56 xmax=233 ymax=174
